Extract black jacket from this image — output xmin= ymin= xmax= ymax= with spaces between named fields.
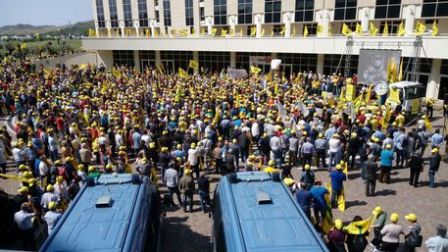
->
xmin=429 ymin=153 xmax=441 ymax=172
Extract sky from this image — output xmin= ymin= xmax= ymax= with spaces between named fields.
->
xmin=0 ymin=0 xmax=92 ymax=27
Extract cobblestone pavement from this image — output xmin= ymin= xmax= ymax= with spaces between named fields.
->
xmin=1 ymin=113 xmax=447 ymax=252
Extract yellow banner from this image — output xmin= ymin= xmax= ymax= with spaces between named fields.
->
xmin=188 ymin=60 xmax=199 ymax=70
xmin=345 ymin=84 xmax=356 ymax=101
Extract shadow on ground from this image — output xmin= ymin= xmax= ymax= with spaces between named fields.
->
xmin=161 ymin=216 xmax=212 ymax=252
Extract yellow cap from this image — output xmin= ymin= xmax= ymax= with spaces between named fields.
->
xmin=336 ymin=164 xmax=342 ymax=170
xmin=184 ymin=169 xmax=192 ymax=175
xmin=56 ymin=176 xmax=64 ymax=183
xmin=23 ymin=171 xmax=33 ymax=179
xmin=304 ymin=164 xmax=311 ymax=170
xmin=190 ymin=143 xmax=196 ymax=148
xmin=88 ymin=166 xmax=96 ymax=172
xmin=268 ymin=160 xmax=275 ymax=166
xmin=149 ymin=142 xmax=156 ymax=149
xmin=283 ymin=177 xmax=295 ymax=187
xmin=161 ymin=147 xmax=168 ymax=152
xmin=46 ymin=184 xmax=54 ymax=192
xmin=77 ymin=164 xmax=85 ymax=170
xmin=28 ymin=178 xmax=36 ymax=186
xmin=334 ymin=219 xmax=343 ymax=230
xmin=386 ymin=144 xmax=392 ymax=149
xmin=54 ymin=159 xmax=62 ymax=165
xmin=372 ymin=206 xmax=383 ymax=215
xmin=432 ymin=148 xmax=439 ymax=153
xmin=106 ymin=163 xmax=113 ymax=169
xmin=390 ymin=213 xmax=399 ymax=223
xmin=18 ymin=186 xmax=29 ymax=193
xmin=405 ymin=213 xmax=417 ymax=222
xmin=48 ymin=201 xmax=57 ymax=210
xmin=177 ymin=144 xmax=182 ymax=149
xmin=19 ymin=164 xmax=28 ymax=171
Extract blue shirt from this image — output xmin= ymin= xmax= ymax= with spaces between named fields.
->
xmin=132 ymin=132 xmax=142 ymax=149
xmin=330 ymin=171 xmax=347 ymax=192
xmin=380 ymin=149 xmax=394 ymax=166
xmin=309 ymin=186 xmax=328 ymax=210
xmin=373 ymin=130 xmax=386 ymax=141
xmin=431 ymin=133 xmax=443 ymax=147
xmin=295 ymin=189 xmax=312 ymax=210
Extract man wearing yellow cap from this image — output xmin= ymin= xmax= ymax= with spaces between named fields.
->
xmin=380 ymin=213 xmax=405 ymax=252
xmin=429 ymin=147 xmax=441 ymax=188
xmin=404 ymin=213 xmax=422 ymax=251
xmin=380 ymin=144 xmax=394 ymax=184
xmin=40 ymin=184 xmax=58 ymax=211
xmin=371 ymin=206 xmax=387 ymax=247
xmin=43 ymin=201 xmax=62 ymax=235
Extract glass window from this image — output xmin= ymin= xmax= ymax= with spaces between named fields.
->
xmin=214 ymin=0 xmax=227 ymax=25
xmin=163 ymin=0 xmax=172 ymax=26
xmin=323 ymin=54 xmax=359 ymax=76
xmin=113 ymin=50 xmax=135 ymax=67
xmin=265 ymin=0 xmax=281 ymax=23
xmin=199 ymin=52 xmax=230 ymax=73
xmin=138 ymin=0 xmax=149 ymax=27
xmin=379 ymin=20 xmax=402 ymax=34
xmin=422 ymin=0 xmax=448 ymax=17
xmin=238 ymin=0 xmax=252 ymax=24
xmin=200 ymin=7 xmax=205 ymax=21
xmin=96 ymin=0 xmax=106 ymax=28
xmin=441 ymin=59 xmax=448 ymax=75
xmin=278 ymin=53 xmax=317 ymax=74
xmin=160 ymin=51 xmax=193 ymax=71
xmin=109 ymin=0 xmax=119 ymax=27
xmin=334 ymin=0 xmax=357 ymax=20
xmin=185 ymin=0 xmax=194 ymax=26
xmin=375 ymin=0 xmax=401 ymax=19
xmin=295 ymin=0 xmax=314 ymax=22
xmin=123 ymin=0 xmax=133 ymax=27
xmin=156 ymin=11 xmax=160 ymax=22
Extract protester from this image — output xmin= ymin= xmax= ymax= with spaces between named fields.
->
xmin=425 ymin=224 xmax=448 ymax=252
xmin=403 ymin=213 xmax=422 ymax=252
xmin=380 ymin=213 xmax=405 ymax=252
xmin=429 ymin=148 xmax=441 ymax=188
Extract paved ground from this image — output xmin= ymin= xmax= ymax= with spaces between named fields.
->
xmin=0 ymin=111 xmax=447 ymax=251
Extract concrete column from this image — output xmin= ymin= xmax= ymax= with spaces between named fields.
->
xmin=155 ymin=50 xmax=161 ymax=66
xmin=229 ymin=16 xmax=237 ymax=35
xmin=206 ymin=16 xmax=213 ymax=35
xmin=360 ymin=8 xmax=370 ymax=33
xmin=106 ymin=21 xmax=112 ymax=38
xmin=95 ymin=22 xmax=100 ymax=37
xmin=255 ymin=14 xmax=262 ymax=38
xmin=283 ymin=12 xmax=292 ymax=38
xmin=317 ymin=54 xmax=325 ymax=75
xmin=193 ymin=0 xmax=201 ymax=37
xmin=427 ymin=59 xmax=442 ymax=98
xmin=316 ymin=10 xmax=330 ymax=37
xmin=119 ymin=20 xmax=125 ymax=37
xmin=193 ymin=51 xmax=199 ymax=72
xmin=134 ymin=20 xmax=140 ymax=37
xmin=134 ymin=50 xmax=141 ymax=72
xmin=230 ymin=51 xmax=236 ymax=68
xmin=404 ymin=5 xmax=416 ymax=35
xmin=150 ymin=20 xmax=156 ymax=37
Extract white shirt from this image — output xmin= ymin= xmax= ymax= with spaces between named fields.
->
xmin=39 ymin=161 xmax=49 ymax=177
xmin=426 ymin=236 xmax=448 ymax=252
xmin=188 ymin=148 xmax=198 ymax=166
xmin=115 ymin=134 xmax=124 ymax=147
xmin=329 ymin=138 xmax=341 ymax=153
xmin=251 ymin=122 xmax=260 ymax=137
xmin=12 ymin=147 xmax=24 ymax=162
xmin=14 ymin=210 xmax=35 ymax=230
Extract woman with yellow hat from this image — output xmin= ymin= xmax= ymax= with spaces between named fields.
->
xmin=327 ymin=218 xmax=346 ymax=252
xmin=404 ymin=213 xmax=422 ymax=251
xmin=380 ymin=213 xmax=405 ymax=252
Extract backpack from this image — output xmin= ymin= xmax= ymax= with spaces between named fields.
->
xmin=350 ymin=234 xmax=367 ymax=251
xmin=402 ymin=136 xmax=408 ymax=148
xmin=407 ymin=229 xmax=423 ymax=247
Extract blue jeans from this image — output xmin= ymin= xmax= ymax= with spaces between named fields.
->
xmin=199 ymin=190 xmax=211 ymax=212
xmin=330 ymin=152 xmax=340 ymax=167
xmin=428 ymin=171 xmax=436 ymax=188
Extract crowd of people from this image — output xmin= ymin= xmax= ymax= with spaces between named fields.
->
xmin=0 ymin=56 xmax=447 ymax=251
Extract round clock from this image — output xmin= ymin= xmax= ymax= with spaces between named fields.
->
xmin=374 ymin=81 xmax=388 ymax=96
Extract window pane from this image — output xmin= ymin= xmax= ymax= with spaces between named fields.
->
xmin=335 ymin=0 xmax=346 ymax=8
xmin=296 ymin=0 xmax=305 ymax=9
xmin=295 ymin=11 xmax=304 ymax=22
xmin=304 ymin=11 xmax=314 ymax=21
xmin=345 ymin=8 xmax=356 ymax=19
xmin=334 ymin=9 xmax=345 ymax=20
xmin=347 ymin=0 xmax=357 ymax=7
xmin=387 ymin=5 xmax=400 ymax=18
xmin=422 ymin=3 xmax=436 ymax=17
xmin=305 ymin=0 xmax=314 ymax=9
xmin=437 ymin=3 xmax=448 ymax=16
xmin=274 ymin=2 xmax=281 ymax=11
xmin=376 ymin=0 xmax=387 ymax=5
xmin=375 ymin=6 xmax=387 ymax=18
xmin=389 ymin=0 xmax=401 ymax=4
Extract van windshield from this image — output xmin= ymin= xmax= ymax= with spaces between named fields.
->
xmin=405 ymin=86 xmax=425 ymax=100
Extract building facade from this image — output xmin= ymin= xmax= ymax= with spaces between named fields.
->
xmin=83 ymin=0 xmax=448 ymax=99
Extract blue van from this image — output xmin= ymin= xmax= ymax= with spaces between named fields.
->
xmin=39 ymin=174 xmax=161 ymax=252
xmin=212 ymin=172 xmax=328 ymax=252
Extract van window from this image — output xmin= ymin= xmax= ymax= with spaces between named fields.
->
xmin=405 ymin=86 xmax=425 ymax=100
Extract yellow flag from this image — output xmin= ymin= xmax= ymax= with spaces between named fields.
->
xmin=355 ymin=23 xmax=362 ymax=35
xmin=239 ymin=30 xmax=243 ymax=37
xmin=388 ymin=87 xmax=401 ymax=104
xmin=154 ymin=29 xmax=159 ymax=37
xmin=79 ymin=64 xmax=88 ymax=70
xmin=345 ymin=84 xmax=356 ymax=101
xmin=88 ymin=28 xmax=96 ymax=37
xmin=201 ymin=28 xmax=206 ymax=35
xmin=365 ymin=85 xmax=374 ymax=103
xmin=250 ymin=27 xmax=257 ymax=36
xmin=112 ymin=67 xmax=121 ymax=78
xmin=178 ymin=67 xmax=188 ymax=79
xmin=317 ymin=24 xmax=323 ymax=35
xmin=211 ymin=28 xmax=217 ymax=36
xmin=382 ymin=22 xmax=389 ymax=37
xmin=250 ymin=66 xmax=262 ymax=74
xmin=398 ymin=21 xmax=405 ymax=36
xmin=424 ymin=116 xmax=432 ymax=130
xmin=230 ymin=28 xmax=235 ymax=36
xmin=416 ymin=22 xmax=426 ymax=35
xmin=280 ymin=26 xmax=285 ymax=35
xmin=20 ymin=43 xmax=27 ymax=50
xmin=398 ymin=59 xmax=404 ymax=81
xmin=369 ymin=22 xmax=378 ymax=36
xmin=261 ymin=28 xmax=265 ymax=36
xmin=144 ymin=28 xmax=150 ymax=37
xmin=221 ymin=29 xmax=228 ymax=36
xmin=353 ymin=92 xmax=364 ymax=108
xmin=188 ymin=60 xmax=199 ymax=70
xmin=303 ymin=25 xmax=309 ymax=37
xmin=342 ymin=23 xmax=352 ymax=36
xmin=432 ymin=20 xmax=439 ymax=36
xmin=345 ymin=217 xmax=373 ymax=235
xmin=337 ymin=189 xmax=345 ymax=212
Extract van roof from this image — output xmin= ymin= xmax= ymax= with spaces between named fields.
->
xmin=41 ymin=174 xmax=142 ymax=252
xmin=389 ymin=81 xmax=423 ymax=89
xmin=221 ymin=172 xmax=327 ymax=251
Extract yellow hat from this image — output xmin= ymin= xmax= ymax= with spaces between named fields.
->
xmin=46 ymin=184 xmax=54 ymax=192
xmin=28 ymin=178 xmax=36 ymax=186
xmin=372 ymin=206 xmax=383 ymax=215
xmin=405 ymin=213 xmax=417 ymax=222
xmin=119 ymin=146 xmax=126 ymax=151
xmin=88 ymin=166 xmax=96 ymax=172
xmin=268 ymin=160 xmax=275 ymax=166
xmin=19 ymin=164 xmax=28 ymax=171
xmin=334 ymin=219 xmax=343 ymax=230
xmin=385 ymin=144 xmax=392 ymax=149
xmin=106 ymin=163 xmax=113 ymax=169
xmin=177 ymin=144 xmax=182 ymax=149
xmin=56 ymin=176 xmax=64 ymax=183
xmin=77 ymin=164 xmax=85 ymax=171
xmin=18 ymin=186 xmax=29 ymax=194
xmin=304 ymin=164 xmax=311 ymax=170
xmin=431 ymin=148 xmax=439 ymax=153
xmin=336 ymin=164 xmax=342 ymax=170
xmin=390 ymin=213 xmax=399 ymax=223
xmin=190 ymin=143 xmax=196 ymax=148
xmin=23 ymin=171 xmax=33 ymax=179
xmin=149 ymin=142 xmax=156 ymax=149
xmin=48 ymin=201 xmax=57 ymax=210
xmin=65 ymin=156 xmax=73 ymax=162
xmin=184 ymin=169 xmax=192 ymax=175
xmin=54 ymin=159 xmax=62 ymax=165
xmin=161 ymin=147 xmax=168 ymax=152
xmin=283 ymin=177 xmax=295 ymax=187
